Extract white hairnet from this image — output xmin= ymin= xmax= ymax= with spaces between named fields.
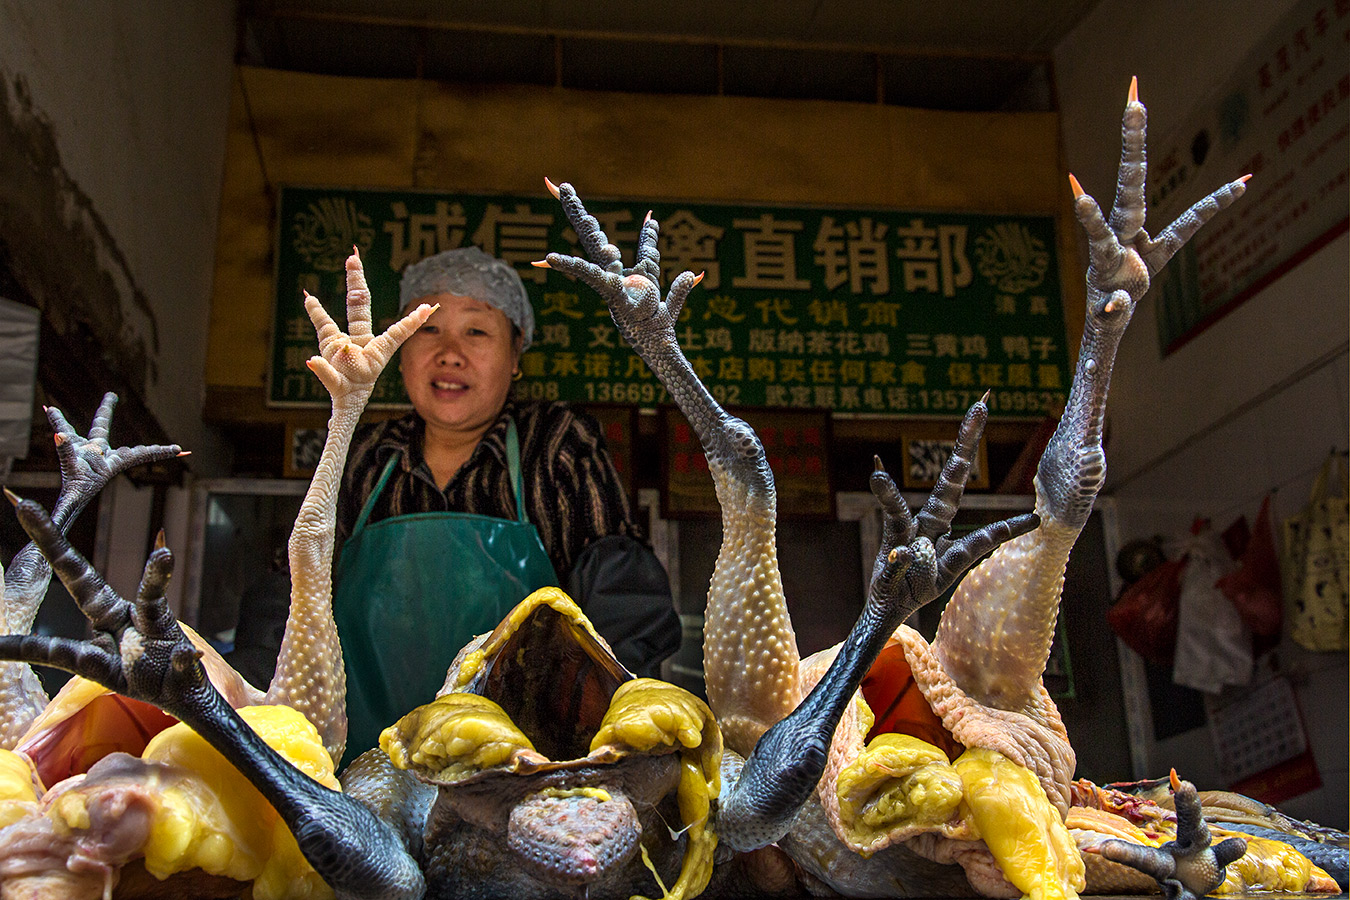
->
xmin=399 ymin=246 xmax=535 ymax=349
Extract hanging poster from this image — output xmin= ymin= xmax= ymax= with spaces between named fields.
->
xmin=1150 ymin=0 xmax=1350 ymax=355
xmin=661 ymin=407 xmax=833 ymax=519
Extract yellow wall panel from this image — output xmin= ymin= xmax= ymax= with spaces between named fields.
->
xmin=207 ymin=66 xmax=1080 ymax=399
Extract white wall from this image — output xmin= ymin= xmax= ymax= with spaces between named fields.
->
xmin=0 ymin=0 xmax=236 ymax=472
xmin=0 ymin=2 xmax=236 ymax=609
xmin=1056 ymin=0 xmax=1348 ymax=828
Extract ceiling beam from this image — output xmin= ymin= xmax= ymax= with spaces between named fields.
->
xmin=244 ymin=7 xmax=1051 ymax=64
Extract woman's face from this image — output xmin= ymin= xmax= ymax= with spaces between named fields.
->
xmin=398 ymin=293 xmax=522 ymax=441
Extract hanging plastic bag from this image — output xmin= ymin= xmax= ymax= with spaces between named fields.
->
xmin=1282 ymin=455 xmax=1349 ymax=652
xmin=1220 ymin=513 xmax=1251 ymax=561
xmin=1215 ymin=494 xmax=1283 ymax=637
xmin=1107 ymin=551 xmax=1184 ymax=666
xmin=1173 ymin=523 xmax=1252 ymax=694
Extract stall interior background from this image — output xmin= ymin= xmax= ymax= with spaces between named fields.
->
xmin=0 ymin=0 xmax=1344 ymax=830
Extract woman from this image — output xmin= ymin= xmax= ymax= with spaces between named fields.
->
xmin=333 ymin=246 xmax=679 ymax=760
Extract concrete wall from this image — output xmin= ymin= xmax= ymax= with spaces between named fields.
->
xmin=0 ymin=1 xmax=235 ymax=600
xmin=1056 ymin=0 xmax=1348 ymax=828
xmin=0 ymin=0 xmax=235 ymax=472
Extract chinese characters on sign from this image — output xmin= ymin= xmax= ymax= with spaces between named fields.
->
xmin=663 ymin=407 xmax=834 ymax=518
xmin=1150 ymin=0 xmax=1350 ymax=355
xmin=271 ymin=187 xmax=1070 ymax=419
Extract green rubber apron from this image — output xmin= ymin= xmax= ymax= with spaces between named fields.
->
xmin=333 ymin=420 xmax=558 ymax=764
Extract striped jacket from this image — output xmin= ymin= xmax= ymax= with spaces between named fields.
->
xmin=335 ymin=399 xmax=645 ymax=582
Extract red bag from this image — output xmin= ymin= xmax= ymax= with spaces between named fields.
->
xmin=1216 ymin=495 xmax=1283 ymax=637
xmin=1107 ymin=555 xmax=1186 ymax=666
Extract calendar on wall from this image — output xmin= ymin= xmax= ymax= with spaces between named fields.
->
xmin=1208 ymin=676 xmax=1321 ymax=804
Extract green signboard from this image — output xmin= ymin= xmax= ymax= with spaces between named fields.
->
xmin=271 ymin=186 xmax=1070 ymax=418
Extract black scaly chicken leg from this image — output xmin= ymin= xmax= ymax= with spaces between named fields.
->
xmin=716 ymin=407 xmax=1038 ymax=852
xmin=540 ymin=185 xmax=1037 ymax=853
xmin=932 ymin=77 xmax=1250 ymax=714
xmin=1099 ymin=771 xmax=1247 ymax=900
xmin=0 ymin=494 xmax=425 ymax=900
xmin=541 ymin=182 xmax=795 ymax=759
xmin=0 ymin=392 xmax=183 ymax=746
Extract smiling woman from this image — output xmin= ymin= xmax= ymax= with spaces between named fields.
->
xmin=325 ymin=247 xmax=681 ymax=763
xmin=398 ymin=292 xmax=523 ymax=484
